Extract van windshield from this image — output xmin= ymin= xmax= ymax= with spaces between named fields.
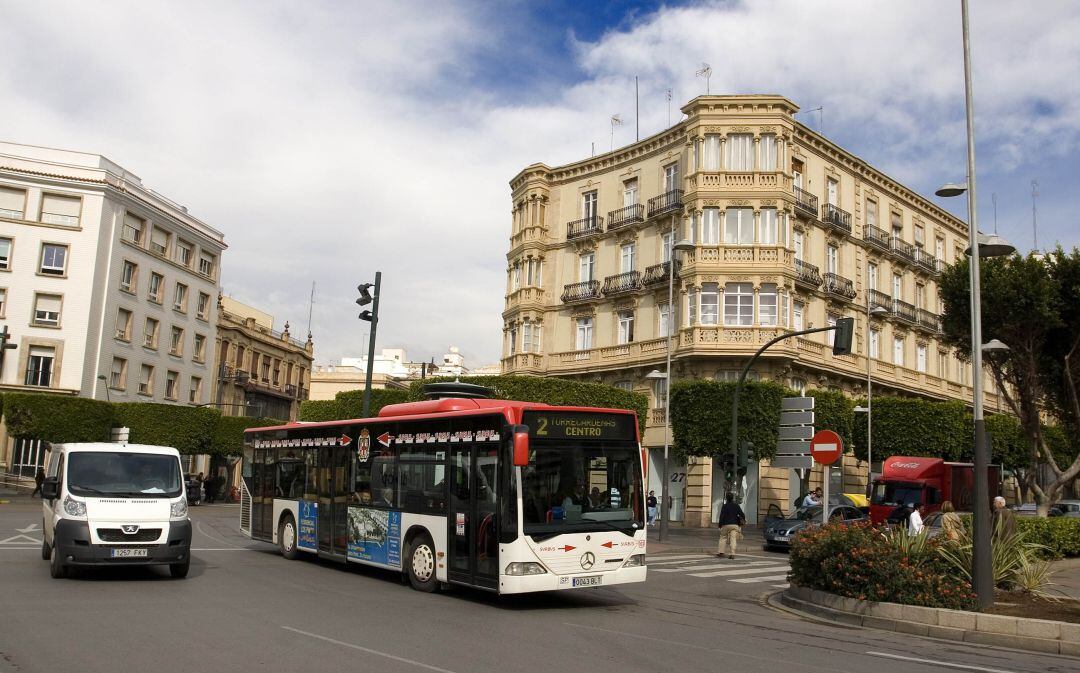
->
xmin=67 ymin=452 xmax=182 ymax=498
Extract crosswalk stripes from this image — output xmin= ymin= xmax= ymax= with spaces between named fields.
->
xmin=647 ymin=553 xmax=790 ymax=586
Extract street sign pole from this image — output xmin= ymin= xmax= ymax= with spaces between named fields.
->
xmin=822 ymin=464 xmax=829 ymax=526
xmin=810 ymin=429 xmax=843 ymax=526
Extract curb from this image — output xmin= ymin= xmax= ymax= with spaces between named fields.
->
xmin=775 ymin=585 xmax=1080 ymax=657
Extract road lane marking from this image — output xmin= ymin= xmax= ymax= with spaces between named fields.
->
xmin=282 ymin=626 xmax=460 ymax=673
xmin=687 ymin=565 xmax=790 ymax=578
xmin=646 ymin=554 xmax=712 ymax=562
xmin=196 ymin=520 xmax=245 ymax=549
xmin=652 ymin=560 xmax=782 ymax=573
xmin=866 ymin=652 xmax=1019 ymax=673
xmin=729 ymin=574 xmax=790 ymax=583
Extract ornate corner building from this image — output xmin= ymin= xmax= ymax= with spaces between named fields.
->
xmin=502 ymin=95 xmax=1002 ymax=527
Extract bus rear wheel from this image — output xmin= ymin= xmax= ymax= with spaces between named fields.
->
xmin=279 ymin=514 xmax=299 ymax=560
xmin=407 ymin=534 xmax=437 ymax=592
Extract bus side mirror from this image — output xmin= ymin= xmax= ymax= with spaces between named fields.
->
xmin=41 ymin=477 xmax=59 ymax=500
xmin=512 ymin=425 xmax=530 ymax=467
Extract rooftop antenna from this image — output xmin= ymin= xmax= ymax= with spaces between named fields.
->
xmin=991 ymin=192 xmax=998 ymax=234
xmin=306 ymin=281 xmax=315 ymax=336
xmin=666 ymin=88 xmax=673 ymax=126
xmin=695 ymin=63 xmax=712 ymax=94
xmin=1031 ymin=179 xmax=1039 ymax=251
xmin=610 ymin=114 xmax=623 ymax=153
xmin=797 ymin=106 xmax=824 ymax=134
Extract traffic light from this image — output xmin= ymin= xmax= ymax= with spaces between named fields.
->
xmin=738 ymin=440 xmax=754 ymax=469
xmin=832 ymin=316 xmax=855 ymax=356
xmin=357 ymin=283 xmax=376 ymax=321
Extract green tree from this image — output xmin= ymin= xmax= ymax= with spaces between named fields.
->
xmin=3 ymin=392 xmax=116 ymax=442
xmin=669 ymin=379 xmax=790 ymax=461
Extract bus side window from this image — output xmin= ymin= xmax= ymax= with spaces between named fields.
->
xmin=304 ymin=448 xmax=318 ymax=501
xmin=354 ymin=458 xmax=372 ymax=506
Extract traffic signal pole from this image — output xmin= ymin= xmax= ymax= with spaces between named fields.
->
xmin=728 ymin=320 xmax=851 ymax=498
xmin=357 ymin=272 xmax=382 ymax=418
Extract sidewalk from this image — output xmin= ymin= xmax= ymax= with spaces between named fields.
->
xmin=646 ymin=523 xmax=766 ymax=555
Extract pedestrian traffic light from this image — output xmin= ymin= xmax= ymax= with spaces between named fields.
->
xmin=721 ymin=455 xmax=735 ymax=483
xmin=832 ymin=316 xmax=855 ymax=356
xmin=738 ymin=440 xmax=754 ymax=468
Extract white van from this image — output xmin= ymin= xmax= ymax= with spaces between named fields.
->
xmin=40 ymin=443 xmax=192 ymax=579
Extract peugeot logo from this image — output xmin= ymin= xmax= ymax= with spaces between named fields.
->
xmin=121 ymin=525 xmax=140 ymax=534
xmin=580 ymin=552 xmax=596 ymax=570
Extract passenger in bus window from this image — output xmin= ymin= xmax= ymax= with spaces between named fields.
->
xmin=379 ymin=486 xmax=395 ymax=507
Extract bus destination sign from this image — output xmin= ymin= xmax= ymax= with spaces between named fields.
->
xmin=522 ymin=411 xmax=636 ymax=441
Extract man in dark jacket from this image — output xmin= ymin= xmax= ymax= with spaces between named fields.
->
xmin=717 ymin=493 xmax=746 ymax=559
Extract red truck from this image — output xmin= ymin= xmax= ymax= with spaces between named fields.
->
xmin=870 ymin=456 xmax=1002 ymax=524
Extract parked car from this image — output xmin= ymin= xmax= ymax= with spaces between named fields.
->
xmin=1014 ymin=503 xmax=1064 ymax=517
xmin=763 ymin=504 xmax=868 ymax=551
xmin=1054 ymin=500 xmax=1080 ymax=517
xmin=185 ymin=474 xmax=203 ymax=506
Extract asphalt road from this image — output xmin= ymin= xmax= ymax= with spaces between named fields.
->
xmin=1 ymin=499 xmax=1076 ymax=673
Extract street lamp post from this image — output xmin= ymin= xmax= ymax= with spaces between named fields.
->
xmin=646 ymin=230 xmax=694 ymax=543
xmin=96 ymin=374 xmax=110 ymax=403
xmin=357 ymin=273 xmax=382 ymax=418
xmin=856 ymin=299 xmax=889 ymax=493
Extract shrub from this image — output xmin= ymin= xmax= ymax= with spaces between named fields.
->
xmin=937 ymin=524 xmax=1050 ymax=591
xmin=669 ymin=379 xmax=791 ymax=461
xmin=210 ymin=415 xmax=284 ymax=456
xmin=115 ymin=402 xmax=220 ymax=455
xmin=1017 ymin=517 xmax=1080 ymax=559
xmin=789 ymin=521 xmax=977 ymax=610
xmin=3 ymin=392 xmax=116 ymax=442
xmin=335 ymin=388 xmax=411 ymax=417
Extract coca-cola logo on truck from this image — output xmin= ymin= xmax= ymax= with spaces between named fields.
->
xmin=890 ymin=461 xmax=923 ymax=469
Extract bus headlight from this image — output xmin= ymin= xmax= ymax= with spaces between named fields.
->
xmin=170 ymin=499 xmax=188 ymax=519
xmin=63 ymin=496 xmax=87 ymax=518
xmin=504 ymin=562 xmax=548 ymax=576
xmin=622 ymin=554 xmax=646 ymax=568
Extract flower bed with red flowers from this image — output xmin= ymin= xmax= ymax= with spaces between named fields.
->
xmin=789 ymin=521 xmax=978 ymax=611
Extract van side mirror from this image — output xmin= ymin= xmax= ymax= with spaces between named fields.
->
xmin=41 ymin=477 xmax=59 ymax=500
xmin=511 ymin=425 xmax=530 ymax=467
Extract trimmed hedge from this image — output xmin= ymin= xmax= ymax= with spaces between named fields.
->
xmin=1018 ymin=517 xmax=1080 ymax=559
xmin=298 ymin=388 xmax=411 ymax=422
xmin=211 ymin=416 xmax=285 ymax=457
xmin=3 ymin=392 xmax=116 ymax=442
xmin=850 ymin=396 xmax=972 ymax=462
xmin=808 ymin=389 xmax=856 ymax=453
xmin=115 ymin=402 xmax=221 ymax=455
xmin=669 ymin=380 xmax=790 ymax=461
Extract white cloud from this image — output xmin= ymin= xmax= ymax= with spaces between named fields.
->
xmin=3 ymin=0 xmax=1076 ymax=369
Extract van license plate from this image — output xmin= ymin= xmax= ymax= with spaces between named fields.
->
xmin=572 ymin=575 xmax=601 ymax=587
xmin=111 ymin=548 xmax=148 ymax=558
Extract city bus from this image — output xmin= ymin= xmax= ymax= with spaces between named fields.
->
xmin=240 ymin=386 xmax=647 ymax=594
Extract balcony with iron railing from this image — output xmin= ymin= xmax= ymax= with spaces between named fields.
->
xmin=794 ymin=259 xmax=822 ymax=288
xmin=561 ymin=280 xmax=601 ymax=303
xmin=567 ymin=215 xmax=603 ymax=240
xmin=917 ymin=308 xmax=942 ymax=332
xmin=607 ymin=203 xmax=645 ymax=230
xmin=864 ymin=225 xmax=891 ymax=252
xmin=641 ymin=260 xmax=681 ymax=287
xmin=793 ymin=186 xmax=818 ymax=218
xmin=822 ymin=204 xmax=852 ymax=235
xmin=914 ymin=248 xmax=940 ymax=275
xmin=823 ymin=272 xmax=857 ymax=300
xmin=893 ymin=298 xmax=918 ymax=324
xmin=869 ymin=289 xmax=893 ymax=312
xmin=602 ymin=270 xmax=642 ymax=296
xmin=647 ymin=189 xmax=683 ymax=218
xmin=890 ymin=237 xmax=917 ymax=264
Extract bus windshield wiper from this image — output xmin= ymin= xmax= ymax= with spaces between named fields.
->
xmin=579 ymin=517 xmax=633 ymax=533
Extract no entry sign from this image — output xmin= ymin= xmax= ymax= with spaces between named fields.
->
xmin=810 ymin=430 xmax=843 ymax=465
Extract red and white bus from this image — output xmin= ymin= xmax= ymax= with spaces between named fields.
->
xmin=240 ymin=388 xmax=646 ymax=594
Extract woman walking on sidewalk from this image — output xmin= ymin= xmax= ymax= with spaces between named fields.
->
xmin=717 ymin=492 xmax=746 ymax=559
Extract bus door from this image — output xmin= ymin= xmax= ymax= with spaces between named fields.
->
xmin=447 ymin=445 xmax=499 ymax=589
xmin=252 ymin=448 xmax=273 ymax=539
xmin=317 ymin=445 xmax=351 ymax=557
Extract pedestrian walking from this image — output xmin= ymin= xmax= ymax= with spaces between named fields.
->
xmin=646 ymin=491 xmax=658 ymax=526
xmin=940 ymin=500 xmax=962 ymax=542
xmin=31 ymin=467 xmax=45 ymax=497
xmin=992 ymin=496 xmax=1016 ymax=539
xmin=908 ymin=503 xmax=925 ymax=535
xmin=716 ymin=492 xmax=745 ymax=559
xmin=204 ymin=473 xmax=217 ymax=504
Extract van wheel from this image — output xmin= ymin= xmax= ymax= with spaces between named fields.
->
xmin=42 ymin=539 xmax=51 ymax=561
xmin=279 ymin=514 xmax=299 ymax=560
xmin=170 ymin=559 xmax=190 ymax=579
xmin=407 ymin=535 xmax=437 ymax=592
xmin=49 ymin=544 xmax=67 ymax=579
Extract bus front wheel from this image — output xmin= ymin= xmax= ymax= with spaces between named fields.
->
xmin=407 ymin=534 xmax=437 ymax=592
xmin=279 ymin=514 xmax=299 ymax=560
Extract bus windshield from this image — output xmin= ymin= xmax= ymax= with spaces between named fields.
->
xmin=521 ymin=441 xmax=643 ymax=539
xmin=67 ymin=452 xmax=182 ymax=498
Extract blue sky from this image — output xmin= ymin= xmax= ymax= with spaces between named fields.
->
xmin=2 ymin=1 xmax=1077 ymax=367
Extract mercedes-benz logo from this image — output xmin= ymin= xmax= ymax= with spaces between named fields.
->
xmin=580 ymin=552 xmax=596 ymax=570
xmin=121 ymin=525 xmax=140 ymax=534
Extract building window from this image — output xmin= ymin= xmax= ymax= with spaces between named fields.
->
xmin=197 ymin=292 xmax=211 ymax=320
xmin=511 ymin=262 xmax=521 ymax=290
xmin=759 ymin=283 xmax=778 ymax=326
xmin=658 ymin=302 xmax=671 ymax=337
xmin=866 ymin=199 xmax=878 ymax=229
xmin=0 ymin=186 xmax=26 ymax=219
xmin=790 ymin=377 xmax=807 ymax=395
xmin=915 ymin=283 xmax=926 ymax=309
xmin=115 ymin=308 xmax=133 ymax=341
xmin=0 ymin=237 xmax=10 ymax=270
xmin=826 ymin=314 xmax=838 ymax=347
xmin=110 ymin=357 xmax=127 ymax=390
xmin=663 ymin=163 xmax=679 ymax=192
xmin=148 ymin=272 xmax=164 ymax=303
xmin=189 ymin=376 xmax=202 ymax=404
xmin=273 ymin=361 xmax=281 ymax=386
xmin=702 ymin=208 xmax=720 ymax=244
xmin=25 ymin=346 xmax=55 ymax=387
xmin=661 ymin=231 xmax=673 ymax=263
xmin=575 ymin=317 xmax=593 ymax=351
xmin=619 ymin=243 xmax=636 ymax=273
xmin=793 ymin=231 xmax=804 ymax=261
xmin=726 ymin=133 xmax=753 ymax=170
xmin=688 ymin=288 xmax=698 ymax=325
xmin=869 ymin=328 xmax=880 ymax=359
xmin=193 ymin=334 xmax=206 ymax=362
xmin=955 ymin=357 xmax=967 ymax=384
xmin=617 ymin=311 xmax=635 ymax=344
xmin=936 ymin=237 xmax=946 ymax=264
xmin=170 ymin=326 xmax=184 ymax=356
xmin=32 ymin=293 xmax=61 ymax=327
xmin=914 ymin=224 xmax=925 ymax=247
xmin=175 ymin=240 xmax=193 ymax=267
xmin=121 ymin=260 xmax=138 ymax=293
xmin=917 ymin=344 xmax=927 ymax=372
xmin=893 ymin=273 xmax=903 ymax=302
xmin=698 ymin=282 xmax=718 ymax=325
xmin=507 ymin=325 xmax=518 ymax=355
xmin=143 ymin=317 xmax=159 ymax=349
xmin=261 ymin=358 xmax=271 ymax=382
xmin=579 ymin=252 xmax=594 ymax=282
xmin=724 ymin=207 xmax=753 ymax=245
xmin=122 ymin=213 xmax=145 ymax=245
xmin=173 ymin=283 xmax=188 ymax=312
xmin=759 ymin=208 xmax=778 ymax=245
xmin=614 ymin=381 xmax=633 ymax=392
xmin=139 ymin=364 xmax=154 ymax=396
xmin=893 ymin=336 xmax=905 ymax=366
xmin=891 ymin=211 xmax=903 ymax=240
xmin=521 ymin=322 xmax=532 ymax=353
xmin=827 ymin=177 xmax=839 ymax=206
xmin=582 ymin=190 xmax=598 ymax=219
xmin=150 ymin=227 xmax=170 ymax=256
xmin=623 ymin=178 xmax=638 ymax=206
xmin=688 ymin=211 xmax=699 ymax=244
xmin=868 ymin=262 xmax=878 ymax=291
xmin=198 ymin=253 xmax=215 ymax=278
xmin=653 ymin=377 xmax=668 ymax=409
xmin=0 ymin=287 xmax=5 ymax=317
xmin=759 ymin=134 xmax=777 ymax=171
xmin=39 ymin=243 xmax=68 ymax=276
xmin=700 ymin=134 xmax=720 ymax=171
xmin=40 ymin=193 xmax=81 ymax=226
xmin=793 ymin=301 xmax=804 ymax=331
xmin=721 ymin=282 xmax=751 ymax=326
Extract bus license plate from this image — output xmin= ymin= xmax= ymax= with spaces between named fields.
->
xmin=572 ymin=575 xmax=602 ymax=587
xmin=111 ymin=548 xmax=148 ymax=558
